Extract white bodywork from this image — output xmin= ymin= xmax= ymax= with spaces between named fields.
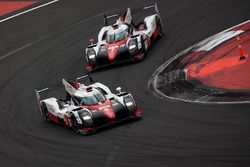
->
xmin=85 ymin=5 xmax=163 ymax=60
xmin=37 ymin=79 xmax=129 ymax=124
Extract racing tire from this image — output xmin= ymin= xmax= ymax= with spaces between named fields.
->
xmin=156 ymin=16 xmax=164 ymax=38
xmin=70 ymin=114 xmax=80 ymax=134
xmin=141 ymin=35 xmax=147 ymax=55
xmin=41 ymin=102 xmax=51 ymax=123
xmin=135 ymin=36 xmax=147 ymax=62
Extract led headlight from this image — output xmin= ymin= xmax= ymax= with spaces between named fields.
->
xmin=86 ymin=48 xmax=96 ymax=62
xmin=78 ymin=110 xmax=93 ymax=124
xmin=129 ymin=45 xmax=136 ymax=50
xmin=128 ymin=39 xmax=138 ymax=54
xmin=125 ymin=101 xmax=133 ymax=107
xmin=83 ymin=115 xmax=91 ymax=121
xmin=88 ymin=54 xmax=96 ymax=59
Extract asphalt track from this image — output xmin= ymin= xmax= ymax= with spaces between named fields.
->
xmin=0 ymin=0 xmax=250 ymax=166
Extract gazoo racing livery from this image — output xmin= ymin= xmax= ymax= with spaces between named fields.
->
xmin=85 ymin=3 xmax=164 ymax=70
xmin=35 ymin=75 xmax=141 ymax=134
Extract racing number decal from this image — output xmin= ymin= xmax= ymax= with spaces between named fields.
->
xmin=101 ymin=107 xmax=115 ymax=119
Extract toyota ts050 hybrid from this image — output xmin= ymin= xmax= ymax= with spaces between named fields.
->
xmin=85 ymin=3 xmax=164 ymax=70
xmin=35 ymin=75 xmax=141 ymax=134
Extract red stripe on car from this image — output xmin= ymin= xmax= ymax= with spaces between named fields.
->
xmin=105 ymin=38 xmax=128 ymax=61
xmin=49 ymin=112 xmax=59 ymax=123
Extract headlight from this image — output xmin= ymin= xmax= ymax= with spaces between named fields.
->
xmin=83 ymin=115 xmax=91 ymax=120
xmin=78 ymin=110 xmax=93 ymax=124
xmin=125 ymin=101 xmax=134 ymax=107
xmin=128 ymin=39 xmax=138 ymax=54
xmin=88 ymin=54 xmax=96 ymax=59
xmin=129 ymin=45 xmax=136 ymax=50
xmin=86 ymin=48 xmax=96 ymax=62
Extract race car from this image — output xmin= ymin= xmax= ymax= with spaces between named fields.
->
xmin=85 ymin=3 xmax=164 ymax=70
xmin=35 ymin=74 xmax=141 ymax=135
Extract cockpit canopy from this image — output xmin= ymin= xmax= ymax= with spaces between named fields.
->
xmin=106 ymin=24 xmax=129 ymax=43
xmin=72 ymin=89 xmax=106 ymax=106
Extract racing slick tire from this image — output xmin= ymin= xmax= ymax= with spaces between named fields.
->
xmin=135 ymin=36 xmax=147 ymax=61
xmin=141 ymin=35 xmax=147 ymax=58
xmin=156 ymin=16 xmax=164 ymax=38
xmin=70 ymin=114 xmax=81 ymax=134
xmin=41 ymin=102 xmax=52 ymax=123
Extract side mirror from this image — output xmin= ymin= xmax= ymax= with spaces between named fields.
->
xmin=116 ymin=87 xmax=122 ymax=94
xmin=89 ymin=38 xmax=95 ymax=45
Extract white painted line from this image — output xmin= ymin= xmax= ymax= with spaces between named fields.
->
xmin=0 ymin=0 xmax=59 ymax=23
xmin=0 ymin=35 xmax=48 ymax=60
xmin=0 ymin=43 xmax=32 ymax=60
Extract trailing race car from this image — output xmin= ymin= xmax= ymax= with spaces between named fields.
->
xmin=85 ymin=3 xmax=164 ymax=70
xmin=35 ymin=74 xmax=141 ymax=135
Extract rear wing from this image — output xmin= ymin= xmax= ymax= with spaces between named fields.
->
xmin=103 ymin=2 xmax=161 ymax=26
xmin=76 ymin=74 xmax=94 ymax=83
xmin=104 ymin=13 xmax=120 ymax=26
xmin=133 ymin=2 xmax=160 ymax=15
xmin=35 ymin=74 xmax=95 ymax=109
xmin=35 ymin=82 xmax=64 ymax=113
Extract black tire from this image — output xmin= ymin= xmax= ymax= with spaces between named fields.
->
xmin=156 ymin=16 xmax=164 ymax=38
xmin=141 ymin=35 xmax=146 ymax=53
xmin=135 ymin=35 xmax=146 ymax=61
xmin=70 ymin=114 xmax=80 ymax=134
xmin=41 ymin=102 xmax=51 ymax=123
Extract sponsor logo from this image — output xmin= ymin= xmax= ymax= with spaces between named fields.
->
xmin=101 ymin=107 xmax=115 ymax=119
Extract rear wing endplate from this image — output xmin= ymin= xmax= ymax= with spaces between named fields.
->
xmin=34 ymin=74 xmax=95 ymax=111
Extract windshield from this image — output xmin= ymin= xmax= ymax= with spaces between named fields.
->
xmin=106 ymin=27 xmax=129 ymax=43
xmin=79 ymin=91 xmax=106 ymax=106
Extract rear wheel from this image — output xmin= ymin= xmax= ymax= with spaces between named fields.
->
xmin=41 ymin=102 xmax=51 ymax=123
xmin=156 ymin=16 xmax=164 ymax=38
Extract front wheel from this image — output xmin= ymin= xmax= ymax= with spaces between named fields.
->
xmin=135 ymin=36 xmax=147 ymax=61
xmin=70 ymin=114 xmax=80 ymax=134
xmin=156 ymin=17 xmax=164 ymax=38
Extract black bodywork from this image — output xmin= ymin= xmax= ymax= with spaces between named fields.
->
xmin=75 ymin=96 xmax=140 ymax=135
xmin=86 ymin=37 xmax=145 ymax=70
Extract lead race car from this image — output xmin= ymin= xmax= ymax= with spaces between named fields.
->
xmin=35 ymin=75 xmax=141 ymax=134
xmin=85 ymin=3 xmax=164 ymax=70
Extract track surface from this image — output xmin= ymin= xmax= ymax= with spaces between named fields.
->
xmin=1 ymin=0 xmax=250 ymax=166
